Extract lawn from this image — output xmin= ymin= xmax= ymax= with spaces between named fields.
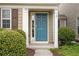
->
xmin=50 ymin=43 xmax=79 ymax=56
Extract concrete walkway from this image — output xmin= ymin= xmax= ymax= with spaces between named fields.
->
xmin=34 ymin=49 xmax=53 ymax=56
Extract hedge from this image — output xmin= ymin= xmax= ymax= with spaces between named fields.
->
xmin=0 ymin=30 xmax=26 ymax=56
xmin=58 ymin=27 xmax=75 ymax=45
xmin=16 ymin=30 xmax=26 ymax=39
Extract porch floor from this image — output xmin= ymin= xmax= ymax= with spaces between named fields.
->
xmin=29 ymin=43 xmax=54 ymax=49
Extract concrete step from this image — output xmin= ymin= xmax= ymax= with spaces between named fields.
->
xmin=34 ymin=49 xmax=53 ymax=56
xmin=29 ymin=43 xmax=54 ymax=49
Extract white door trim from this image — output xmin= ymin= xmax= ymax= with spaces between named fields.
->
xmin=30 ymin=12 xmax=49 ymax=43
xmin=53 ymin=9 xmax=58 ymax=48
xmin=22 ymin=8 xmax=29 ymax=47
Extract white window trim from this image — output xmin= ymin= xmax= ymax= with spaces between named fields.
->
xmin=1 ymin=8 xmax=12 ymax=29
xmin=76 ymin=17 xmax=79 ymax=35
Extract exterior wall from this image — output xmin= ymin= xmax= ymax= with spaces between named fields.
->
xmin=59 ymin=3 xmax=79 ymax=36
xmin=0 ymin=8 xmax=22 ymax=29
xmin=18 ymin=8 xmax=22 ymax=29
xmin=0 ymin=4 xmax=59 ymax=48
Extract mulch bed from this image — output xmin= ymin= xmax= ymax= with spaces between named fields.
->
xmin=50 ymin=49 xmax=63 ymax=56
xmin=26 ymin=48 xmax=35 ymax=56
xmin=52 ymin=50 xmax=62 ymax=56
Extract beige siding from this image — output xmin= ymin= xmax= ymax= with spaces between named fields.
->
xmin=18 ymin=8 xmax=22 ymax=30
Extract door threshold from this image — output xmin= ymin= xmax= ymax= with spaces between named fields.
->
xmin=29 ymin=43 xmax=54 ymax=48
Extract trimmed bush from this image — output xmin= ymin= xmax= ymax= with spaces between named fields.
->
xmin=58 ymin=27 xmax=75 ymax=45
xmin=0 ymin=30 xmax=26 ymax=56
xmin=16 ymin=30 xmax=26 ymax=39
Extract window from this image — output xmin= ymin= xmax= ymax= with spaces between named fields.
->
xmin=59 ymin=19 xmax=66 ymax=28
xmin=77 ymin=17 xmax=79 ymax=34
xmin=58 ymin=20 xmax=60 ymax=28
xmin=1 ymin=8 xmax=11 ymax=29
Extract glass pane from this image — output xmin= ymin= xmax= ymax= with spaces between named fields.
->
xmin=2 ymin=20 xmax=10 ymax=28
xmin=58 ymin=20 xmax=60 ymax=28
xmin=7 ymin=23 xmax=10 ymax=28
xmin=2 ymin=10 xmax=10 ymax=18
xmin=3 ymin=20 xmax=6 ymax=23
xmin=78 ymin=26 xmax=79 ymax=34
xmin=60 ymin=20 xmax=66 ymax=27
xmin=3 ymin=23 xmax=6 ymax=28
xmin=77 ymin=17 xmax=79 ymax=25
xmin=7 ymin=20 xmax=10 ymax=24
xmin=3 ymin=20 xmax=10 ymax=24
xmin=32 ymin=20 xmax=34 ymax=37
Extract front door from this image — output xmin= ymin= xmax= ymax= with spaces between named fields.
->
xmin=35 ymin=13 xmax=48 ymax=41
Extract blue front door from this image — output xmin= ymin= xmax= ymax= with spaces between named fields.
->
xmin=35 ymin=13 xmax=48 ymax=41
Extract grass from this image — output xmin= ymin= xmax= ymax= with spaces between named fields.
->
xmin=50 ymin=43 xmax=79 ymax=56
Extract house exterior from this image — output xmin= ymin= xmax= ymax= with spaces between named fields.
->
xmin=0 ymin=3 xmax=59 ymax=48
xmin=58 ymin=3 xmax=79 ymax=39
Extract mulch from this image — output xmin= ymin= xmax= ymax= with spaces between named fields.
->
xmin=26 ymin=48 xmax=35 ymax=56
xmin=51 ymin=50 xmax=63 ymax=56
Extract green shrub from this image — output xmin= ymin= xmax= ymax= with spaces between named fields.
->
xmin=0 ymin=30 xmax=26 ymax=56
xmin=58 ymin=27 xmax=75 ymax=45
xmin=16 ymin=30 xmax=26 ymax=39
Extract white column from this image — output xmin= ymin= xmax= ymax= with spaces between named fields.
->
xmin=22 ymin=8 xmax=29 ymax=47
xmin=53 ymin=9 xmax=58 ymax=48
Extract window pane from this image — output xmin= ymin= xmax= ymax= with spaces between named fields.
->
xmin=58 ymin=20 xmax=60 ymax=28
xmin=7 ymin=23 xmax=10 ymax=28
xmin=3 ymin=20 xmax=6 ymax=23
xmin=60 ymin=20 xmax=66 ymax=28
xmin=2 ymin=20 xmax=10 ymax=28
xmin=3 ymin=20 xmax=10 ymax=24
xmin=77 ymin=26 xmax=79 ymax=34
xmin=77 ymin=17 xmax=79 ymax=25
xmin=7 ymin=20 xmax=10 ymax=24
xmin=2 ymin=10 xmax=10 ymax=18
xmin=3 ymin=23 xmax=6 ymax=28
xmin=32 ymin=20 xmax=34 ymax=37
